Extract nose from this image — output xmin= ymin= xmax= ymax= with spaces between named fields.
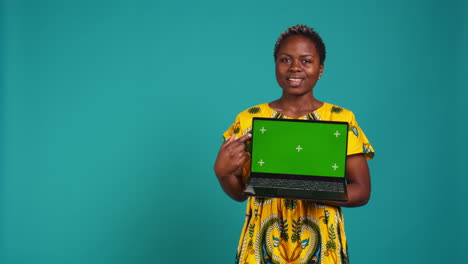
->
xmin=289 ymin=59 xmax=302 ymax=72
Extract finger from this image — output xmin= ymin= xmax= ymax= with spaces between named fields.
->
xmin=222 ymin=134 xmax=237 ymax=148
xmin=242 ymin=151 xmax=251 ymax=160
xmin=235 ymin=154 xmax=250 ymax=169
xmin=234 ymin=157 xmax=246 ymax=168
xmin=236 ymin=133 xmax=252 ymax=144
xmin=236 ymin=155 xmax=248 ymax=166
xmin=236 ymin=150 xmax=250 ymax=161
xmin=227 ymin=134 xmax=237 ymax=143
xmin=242 ymin=152 xmax=251 ymax=163
xmin=230 ymin=143 xmax=248 ymax=154
xmin=233 ymin=151 xmax=246 ymax=161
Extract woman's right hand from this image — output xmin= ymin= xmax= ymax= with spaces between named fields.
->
xmin=214 ymin=133 xmax=251 ymax=177
xmin=214 ymin=133 xmax=251 ymax=201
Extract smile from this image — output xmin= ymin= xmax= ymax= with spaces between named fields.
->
xmin=287 ymin=78 xmax=303 ymax=86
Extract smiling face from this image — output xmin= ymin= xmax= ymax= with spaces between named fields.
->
xmin=275 ymin=35 xmax=324 ymax=97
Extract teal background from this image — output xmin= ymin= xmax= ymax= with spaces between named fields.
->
xmin=1 ymin=0 xmax=466 ymax=263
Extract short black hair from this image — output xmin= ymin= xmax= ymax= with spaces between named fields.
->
xmin=274 ymin=25 xmax=326 ymax=65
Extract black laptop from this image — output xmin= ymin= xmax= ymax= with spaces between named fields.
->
xmin=244 ymin=117 xmax=349 ymax=201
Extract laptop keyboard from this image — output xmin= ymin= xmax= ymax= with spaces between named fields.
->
xmin=249 ymin=177 xmax=345 ymax=193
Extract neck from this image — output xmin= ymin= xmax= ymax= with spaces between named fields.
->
xmin=270 ymin=93 xmax=323 ymax=118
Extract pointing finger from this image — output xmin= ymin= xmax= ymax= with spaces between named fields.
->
xmin=222 ymin=134 xmax=236 ymax=147
xmin=236 ymin=133 xmax=252 ymax=144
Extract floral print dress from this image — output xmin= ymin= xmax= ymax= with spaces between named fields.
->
xmin=223 ymin=103 xmax=374 ymax=264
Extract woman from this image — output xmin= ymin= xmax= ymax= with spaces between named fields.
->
xmin=214 ymin=25 xmax=374 ymax=264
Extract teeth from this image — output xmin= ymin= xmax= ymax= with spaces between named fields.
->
xmin=288 ymin=78 xmax=301 ymax=81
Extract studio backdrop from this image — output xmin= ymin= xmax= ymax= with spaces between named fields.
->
xmin=1 ymin=0 xmax=466 ymax=263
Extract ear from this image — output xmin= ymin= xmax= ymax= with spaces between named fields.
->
xmin=319 ymin=64 xmax=324 ymax=78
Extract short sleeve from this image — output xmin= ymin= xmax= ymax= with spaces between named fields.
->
xmin=347 ymin=113 xmax=375 ymax=160
xmin=222 ymin=115 xmax=243 ymax=142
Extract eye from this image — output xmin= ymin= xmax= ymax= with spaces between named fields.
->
xmin=279 ymin=57 xmax=290 ymax=63
xmin=302 ymin=59 xmax=311 ymax=64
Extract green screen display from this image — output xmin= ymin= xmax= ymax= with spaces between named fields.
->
xmin=251 ymin=119 xmax=348 ymax=177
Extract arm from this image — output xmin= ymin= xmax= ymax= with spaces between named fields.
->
xmin=214 ymin=134 xmax=252 ymax=202
xmin=315 ymin=153 xmax=371 ymax=207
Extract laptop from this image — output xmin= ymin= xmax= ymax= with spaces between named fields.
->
xmin=244 ymin=117 xmax=349 ymax=201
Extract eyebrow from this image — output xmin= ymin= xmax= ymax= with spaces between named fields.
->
xmin=278 ymin=53 xmax=315 ymax=57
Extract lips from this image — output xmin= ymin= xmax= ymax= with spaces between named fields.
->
xmin=287 ymin=77 xmax=303 ymax=87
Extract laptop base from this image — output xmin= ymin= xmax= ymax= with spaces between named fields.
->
xmin=244 ymin=185 xmax=348 ymax=201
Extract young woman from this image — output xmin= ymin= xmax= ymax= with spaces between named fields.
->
xmin=214 ymin=25 xmax=374 ymax=264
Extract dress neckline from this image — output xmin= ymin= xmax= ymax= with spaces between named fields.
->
xmin=266 ymin=102 xmax=327 ymax=119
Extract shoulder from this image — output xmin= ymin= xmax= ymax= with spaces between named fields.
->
xmin=235 ymin=103 xmax=274 ymax=120
xmin=230 ymin=103 xmax=274 ymax=135
xmin=316 ymin=102 xmax=357 ymax=122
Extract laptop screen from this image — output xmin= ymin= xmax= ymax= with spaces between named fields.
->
xmin=251 ymin=118 xmax=349 ymax=178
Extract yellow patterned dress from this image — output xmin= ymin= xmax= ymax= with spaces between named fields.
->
xmin=223 ymin=102 xmax=374 ymax=264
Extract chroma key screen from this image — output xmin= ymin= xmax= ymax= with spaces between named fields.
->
xmin=250 ymin=118 xmax=348 ymax=178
